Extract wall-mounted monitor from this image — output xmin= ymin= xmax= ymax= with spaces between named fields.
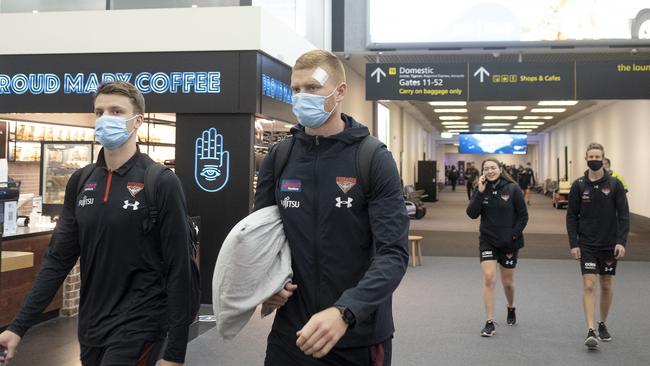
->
xmin=459 ymin=133 xmax=527 ymax=154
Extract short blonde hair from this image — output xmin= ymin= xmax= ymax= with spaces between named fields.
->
xmin=586 ymin=142 xmax=605 ymax=156
xmin=294 ymin=50 xmax=346 ymax=83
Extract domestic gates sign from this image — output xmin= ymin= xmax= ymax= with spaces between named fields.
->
xmin=365 ymin=63 xmax=467 ymax=101
xmin=366 ymin=61 xmax=650 ymax=101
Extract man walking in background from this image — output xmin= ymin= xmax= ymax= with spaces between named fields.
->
xmin=464 ymin=163 xmax=480 ymax=200
xmin=518 ymin=162 xmax=536 ymax=205
xmin=566 ymin=143 xmax=629 ymax=350
xmin=448 ymin=165 xmax=459 ymax=191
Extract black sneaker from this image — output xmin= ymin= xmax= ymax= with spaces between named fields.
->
xmin=507 ymin=307 xmax=516 ymax=326
xmin=584 ymin=329 xmax=599 ymax=350
xmin=481 ymin=320 xmax=496 ymax=337
xmin=598 ymin=322 xmax=612 ymax=342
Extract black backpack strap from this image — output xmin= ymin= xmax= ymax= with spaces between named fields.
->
xmin=76 ymin=164 xmax=96 ymax=195
xmin=607 ymin=175 xmax=620 ymax=195
xmin=272 ymin=137 xmax=295 ymax=184
xmin=144 ymin=163 xmax=171 ymax=225
xmin=356 ymin=135 xmax=385 ymax=196
xmin=575 ymin=178 xmax=585 ymax=204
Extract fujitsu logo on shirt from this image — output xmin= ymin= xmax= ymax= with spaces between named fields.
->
xmin=78 ymin=195 xmax=94 ymax=207
xmin=281 ymin=196 xmax=300 ymax=209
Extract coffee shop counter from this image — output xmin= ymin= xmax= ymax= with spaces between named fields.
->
xmin=1 ymin=226 xmax=59 ymax=328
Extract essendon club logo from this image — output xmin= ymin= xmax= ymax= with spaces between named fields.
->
xmin=336 ymin=177 xmax=357 ymax=194
xmin=127 ymin=182 xmax=144 ymax=198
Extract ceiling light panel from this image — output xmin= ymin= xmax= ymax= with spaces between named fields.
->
xmin=530 ymin=108 xmax=566 ymax=113
xmin=439 ymin=116 xmax=467 ymax=120
xmin=434 ymin=108 xmax=468 ymax=113
xmin=484 ymin=116 xmax=518 ymax=120
xmin=428 ymin=101 xmax=467 ymax=106
xmin=481 ymin=128 xmax=507 ymax=132
xmin=486 ymin=106 xmax=527 ymax=111
xmin=538 ymin=100 xmax=578 ymax=106
xmin=516 ymin=124 xmax=539 ymax=129
xmin=482 ymin=123 xmax=511 ymax=126
xmin=523 ymin=116 xmax=553 ymax=119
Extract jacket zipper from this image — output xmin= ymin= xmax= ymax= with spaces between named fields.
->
xmin=313 ymin=135 xmax=321 ymax=309
xmin=104 ymin=170 xmax=114 ymax=203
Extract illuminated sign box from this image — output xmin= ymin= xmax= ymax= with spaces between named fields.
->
xmin=261 ymin=73 xmax=292 ymax=105
xmin=0 ymin=72 xmax=221 ymax=95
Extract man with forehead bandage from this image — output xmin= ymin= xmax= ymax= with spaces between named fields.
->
xmin=311 ymin=67 xmax=329 ymax=86
xmin=254 ymin=50 xmax=408 ymax=366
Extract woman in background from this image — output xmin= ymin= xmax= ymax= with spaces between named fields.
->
xmin=467 ymin=158 xmax=528 ymax=337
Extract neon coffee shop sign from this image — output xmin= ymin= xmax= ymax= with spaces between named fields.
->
xmin=0 ymin=71 xmax=221 ymax=95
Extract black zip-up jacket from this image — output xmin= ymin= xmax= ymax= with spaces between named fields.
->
xmin=518 ymin=168 xmax=535 ymax=187
xmin=466 ymin=179 xmax=528 ymax=250
xmin=254 ymin=114 xmax=409 ymax=348
xmin=566 ymin=170 xmax=629 ymax=249
xmin=8 ymin=149 xmax=192 ymax=363
xmin=464 ymin=167 xmax=479 ymax=186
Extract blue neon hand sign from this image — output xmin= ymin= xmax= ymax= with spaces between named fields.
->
xmin=194 ymin=128 xmax=230 ymax=192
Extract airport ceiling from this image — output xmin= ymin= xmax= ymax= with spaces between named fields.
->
xmin=341 ymin=49 xmax=650 ymax=134
xmin=410 ymin=100 xmax=598 ymax=134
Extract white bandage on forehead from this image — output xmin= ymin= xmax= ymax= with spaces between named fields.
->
xmin=311 ymin=67 xmax=329 ymax=86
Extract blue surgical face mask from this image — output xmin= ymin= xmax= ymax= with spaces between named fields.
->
xmin=291 ymin=86 xmax=339 ymax=129
xmin=95 ymin=115 xmax=138 ymax=150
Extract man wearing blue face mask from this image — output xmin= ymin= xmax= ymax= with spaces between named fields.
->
xmin=255 ymin=50 xmax=409 ymax=366
xmin=0 ymin=81 xmax=192 ymax=366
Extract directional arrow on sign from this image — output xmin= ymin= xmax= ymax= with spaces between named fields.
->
xmin=473 ymin=66 xmax=490 ymax=83
xmin=371 ymin=67 xmax=386 ymax=83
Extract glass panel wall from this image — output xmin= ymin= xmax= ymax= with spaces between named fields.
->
xmin=110 ymin=0 xmax=239 ymax=10
xmin=0 ymin=0 xmax=242 ymax=13
xmin=0 ymin=0 xmax=105 ymax=13
xmin=377 ymin=102 xmax=391 ymax=150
